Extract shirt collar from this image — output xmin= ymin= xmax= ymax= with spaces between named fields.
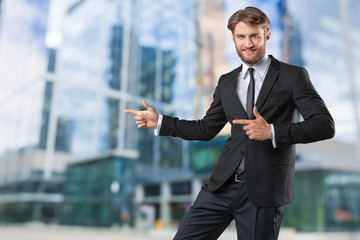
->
xmin=242 ymin=54 xmax=271 ymax=80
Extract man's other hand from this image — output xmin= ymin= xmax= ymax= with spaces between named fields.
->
xmin=232 ymin=107 xmax=272 ymax=140
xmin=124 ymin=100 xmax=159 ymax=128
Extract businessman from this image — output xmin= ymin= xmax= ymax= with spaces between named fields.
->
xmin=125 ymin=6 xmax=335 ymax=240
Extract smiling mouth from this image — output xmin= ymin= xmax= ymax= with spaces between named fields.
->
xmin=243 ymin=49 xmax=256 ymax=55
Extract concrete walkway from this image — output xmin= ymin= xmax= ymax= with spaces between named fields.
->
xmin=0 ymin=225 xmax=360 ymax=240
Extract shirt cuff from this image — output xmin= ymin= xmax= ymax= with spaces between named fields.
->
xmin=270 ymin=124 xmax=277 ymax=148
xmin=154 ymin=114 xmax=163 ymax=136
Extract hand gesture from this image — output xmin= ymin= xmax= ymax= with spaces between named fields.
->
xmin=232 ymin=107 xmax=272 ymax=140
xmin=124 ymin=100 xmax=159 ymax=128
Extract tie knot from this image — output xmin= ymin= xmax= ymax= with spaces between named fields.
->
xmin=248 ymin=67 xmax=254 ymax=76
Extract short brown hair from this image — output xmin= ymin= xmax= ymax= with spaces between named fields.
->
xmin=227 ymin=7 xmax=270 ymax=33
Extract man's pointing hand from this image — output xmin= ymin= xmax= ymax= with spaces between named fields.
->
xmin=232 ymin=107 xmax=272 ymax=140
xmin=124 ymin=100 xmax=159 ymax=128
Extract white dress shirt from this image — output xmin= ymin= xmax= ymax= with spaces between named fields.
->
xmin=155 ymin=54 xmax=277 ymax=148
xmin=238 ymin=54 xmax=277 ymax=148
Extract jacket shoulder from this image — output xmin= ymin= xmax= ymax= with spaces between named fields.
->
xmin=218 ymin=66 xmax=241 ymax=84
xmin=270 ymin=55 xmax=305 ymax=73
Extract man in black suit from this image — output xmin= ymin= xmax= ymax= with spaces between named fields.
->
xmin=125 ymin=6 xmax=335 ymax=240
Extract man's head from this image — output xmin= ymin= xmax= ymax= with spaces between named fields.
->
xmin=228 ymin=7 xmax=271 ymax=66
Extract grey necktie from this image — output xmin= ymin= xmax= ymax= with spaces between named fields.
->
xmin=246 ymin=68 xmax=255 ymax=118
xmin=237 ymin=68 xmax=256 ymax=175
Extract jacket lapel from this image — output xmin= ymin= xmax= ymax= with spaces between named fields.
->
xmin=224 ymin=65 xmax=249 ymax=119
xmin=254 ymin=55 xmax=280 ymax=116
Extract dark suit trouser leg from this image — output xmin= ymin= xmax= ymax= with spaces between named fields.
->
xmin=173 ymin=182 xmax=284 ymax=240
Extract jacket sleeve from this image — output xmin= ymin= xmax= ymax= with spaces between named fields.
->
xmin=274 ymin=68 xmax=335 ymax=145
xmin=159 ymin=80 xmax=228 ymax=141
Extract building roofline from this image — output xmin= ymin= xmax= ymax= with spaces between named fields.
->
xmin=69 ymin=149 xmax=139 ymax=166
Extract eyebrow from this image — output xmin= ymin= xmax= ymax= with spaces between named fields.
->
xmin=235 ymin=33 xmax=261 ymax=37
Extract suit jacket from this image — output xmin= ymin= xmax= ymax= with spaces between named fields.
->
xmin=159 ymin=55 xmax=335 ymax=207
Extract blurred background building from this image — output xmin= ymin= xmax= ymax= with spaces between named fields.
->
xmin=0 ymin=0 xmax=359 ymax=233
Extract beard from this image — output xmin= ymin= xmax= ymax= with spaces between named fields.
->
xmin=236 ymin=46 xmax=265 ymax=66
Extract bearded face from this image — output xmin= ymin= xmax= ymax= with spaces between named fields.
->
xmin=232 ymin=21 xmax=271 ymax=66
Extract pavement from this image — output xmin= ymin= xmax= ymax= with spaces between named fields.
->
xmin=0 ymin=224 xmax=360 ymax=240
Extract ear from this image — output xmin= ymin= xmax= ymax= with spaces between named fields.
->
xmin=265 ymin=30 xmax=271 ymax=42
xmin=232 ymin=33 xmax=235 ymax=43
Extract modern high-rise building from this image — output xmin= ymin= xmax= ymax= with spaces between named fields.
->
xmin=0 ymin=0 xmax=198 ymax=224
xmin=0 ymin=0 xmax=57 ymax=222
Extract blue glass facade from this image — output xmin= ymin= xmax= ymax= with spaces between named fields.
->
xmin=108 ymin=25 xmax=123 ymax=91
xmin=0 ymin=0 xmax=50 ymax=154
xmin=53 ymin=0 xmax=126 ymax=157
xmin=0 ymin=0 xmax=197 ymax=224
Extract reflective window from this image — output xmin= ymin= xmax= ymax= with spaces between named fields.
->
xmin=55 ymin=85 xmax=96 ymax=157
xmin=39 ymin=81 xmax=54 ymax=149
xmin=98 ymin=97 xmax=120 ymax=152
xmin=58 ymin=0 xmax=123 ymax=90
xmin=286 ymin=0 xmax=358 ymax=142
xmin=171 ymin=181 xmax=191 ymax=195
xmin=325 ymin=172 xmax=360 ymax=229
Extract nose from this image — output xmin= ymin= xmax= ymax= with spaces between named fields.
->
xmin=244 ymin=37 xmax=253 ymax=48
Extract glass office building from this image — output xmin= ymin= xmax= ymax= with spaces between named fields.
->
xmin=0 ymin=0 xmax=57 ymax=223
xmin=0 ymin=0 xmax=197 ymax=224
xmin=283 ymin=166 xmax=360 ymax=231
xmin=60 ymin=153 xmax=135 ymax=227
xmin=58 ymin=0 xmax=197 ymax=227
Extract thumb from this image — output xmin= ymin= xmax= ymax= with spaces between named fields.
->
xmin=253 ymin=106 xmax=261 ymax=119
xmin=143 ymin=100 xmax=152 ymax=110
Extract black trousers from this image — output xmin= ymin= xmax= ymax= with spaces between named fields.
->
xmin=173 ymin=181 xmax=284 ymax=240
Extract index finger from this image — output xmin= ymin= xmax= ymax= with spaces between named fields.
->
xmin=124 ymin=109 xmax=140 ymax=115
xmin=232 ymin=119 xmax=250 ymax=125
